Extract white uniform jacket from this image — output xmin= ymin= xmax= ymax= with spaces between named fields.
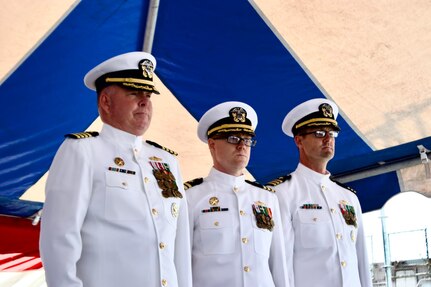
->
xmin=186 ymin=168 xmax=289 ymax=287
xmin=273 ymin=163 xmax=372 ymax=287
xmin=40 ymin=124 xmax=192 ymax=287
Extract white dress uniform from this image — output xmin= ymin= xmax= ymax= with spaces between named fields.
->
xmin=272 ymin=163 xmax=372 ymax=287
xmin=186 ymin=167 xmax=289 ymax=287
xmin=40 ymin=124 xmax=192 ymax=287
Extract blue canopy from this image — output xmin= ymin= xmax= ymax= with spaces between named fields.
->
xmin=1 ymin=0 xmax=429 ymax=215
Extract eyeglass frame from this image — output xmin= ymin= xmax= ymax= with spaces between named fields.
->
xmin=212 ymin=135 xmax=257 ymax=147
xmin=298 ymin=130 xmax=339 ymax=138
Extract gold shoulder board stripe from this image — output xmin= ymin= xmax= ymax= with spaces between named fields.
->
xmin=146 ymin=140 xmax=178 ymax=156
xmin=184 ymin=178 xmax=204 ymax=190
xmin=266 ymin=174 xmax=292 ymax=186
xmin=65 ymin=131 xmax=99 ymax=139
xmin=245 ymin=180 xmax=276 ymax=193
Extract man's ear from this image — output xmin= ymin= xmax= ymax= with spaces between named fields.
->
xmin=208 ymin=138 xmax=216 ymax=151
xmin=98 ymin=90 xmax=111 ymax=114
xmin=294 ymin=135 xmax=302 ymax=148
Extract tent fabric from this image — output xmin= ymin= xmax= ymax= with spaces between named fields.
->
xmin=0 ymin=0 xmax=430 ymax=220
xmin=0 ymin=0 xmax=149 ymax=203
xmin=152 ymin=0 xmax=405 ymax=210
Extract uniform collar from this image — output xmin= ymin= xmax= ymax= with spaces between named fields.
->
xmin=100 ymin=124 xmax=143 ymax=150
xmin=296 ymin=162 xmax=332 ymax=184
xmin=207 ymin=167 xmax=246 ymax=188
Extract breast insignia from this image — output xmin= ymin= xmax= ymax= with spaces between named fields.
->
xmin=245 ymin=180 xmax=275 ymax=193
xmin=266 ymin=174 xmax=292 ymax=187
xmin=65 ymin=131 xmax=99 ymax=139
xmin=183 ymin=178 xmax=204 ymax=190
xmin=146 ymin=140 xmax=178 ymax=156
xmin=330 ymin=178 xmax=357 ymax=194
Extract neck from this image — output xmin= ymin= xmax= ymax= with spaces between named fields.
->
xmin=299 ymin=159 xmax=328 ymax=175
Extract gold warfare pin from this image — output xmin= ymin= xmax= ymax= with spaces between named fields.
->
xmin=114 ymin=157 xmax=125 ymax=166
xmin=209 ymin=197 xmax=219 ymax=206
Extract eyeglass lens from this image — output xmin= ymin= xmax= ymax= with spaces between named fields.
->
xmin=313 ymin=130 xmax=339 ymax=138
xmin=226 ymin=136 xmax=257 ymax=147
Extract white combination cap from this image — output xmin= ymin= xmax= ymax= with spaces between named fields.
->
xmin=282 ymin=98 xmax=340 ymax=137
xmin=83 ymin=51 xmax=159 ymax=94
xmin=197 ymin=101 xmax=258 ymax=143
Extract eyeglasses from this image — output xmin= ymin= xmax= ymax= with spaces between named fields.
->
xmin=215 ymin=135 xmax=257 ymax=147
xmin=299 ymin=130 xmax=339 ymax=138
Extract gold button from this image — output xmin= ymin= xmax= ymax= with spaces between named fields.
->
xmin=214 ymin=221 xmax=219 ymax=226
xmin=341 ymin=261 xmax=347 ymax=267
xmin=336 ymin=233 xmax=342 ymax=240
xmin=244 ymin=266 xmax=250 ymax=272
xmin=152 ymin=208 xmax=158 ymax=216
xmin=144 ymin=177 xmax=150 ymax=183
xmin=242 ymin=237 xmax=248 ymax=244
xmin=159 ymin=242 xmax=165 ymax=249
xmin=233 ymin=186 xmax=239 ymax=192
xmin=240 ymin=210 xmax=246 ymax=216
xmin=330 ymin=208 xmax=336 ymax=213
xmin=161 ymin=279 xmax=167 ymax=286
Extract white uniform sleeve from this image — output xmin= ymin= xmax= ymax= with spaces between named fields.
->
xmin=355 ymin=202 xmax=373 ymax=287
xmin=276 ymin=187 xmax=295 ymax=287
xmin=173 ymin=166 xmax=193 ymax=287
xmin=269 ymin=196 xmax=291 ymax=287
xmin=40 ymin=140 xmax=92 ymax=287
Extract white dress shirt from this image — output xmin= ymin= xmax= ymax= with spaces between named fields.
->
xmin=40 ymin=124 xmax=192 ymax=287
xmin=274 ymin=163 xmax=372 ymax=287
xmin=186 ymin=168 xmax=289 ymax=287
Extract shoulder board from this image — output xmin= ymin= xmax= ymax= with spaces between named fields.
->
xmin=146 ymin=140 xmax=178 ymax=156
xmin=266 ymin=174 xmax=292 ymax=187
xmin=65 ymin=131 xmax=99 ymax=139
xmin=183 ymin=178 xmax=204 ymax=190
xmin=245 ymin=180 xmax=276 ymax=193
xmin=330 ymin=178 xmax=357 ymax=194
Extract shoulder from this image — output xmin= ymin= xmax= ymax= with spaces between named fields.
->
xmin=184 ymin=177 xmax=204 ymax=190
xmin=64 ymin=131 xmax=99 ymax=139
xmin=330 ymin=177 xmax=357 ymax=194
xmin=145 ymin=140 xmax=178 ymax=156
xmin=266 ymin=174 xmax=292 ymax=187
xmin=245 ymin=180 xmax=276 ymax=193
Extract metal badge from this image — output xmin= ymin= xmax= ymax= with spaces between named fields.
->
xmin=149 ymin=161 xmax=183 ymax=198
xmin=339 ymin=200 xmax=357 ymax=228
xmin=139 ymin=59 xmax=154 ymax=79
xmin=319 ymin=103 xmax=334 ymax=118
xmin=252 ymin=202 xmax=274 ymax=231
xmin=229 ymin=107 xmax=247 ymax=123
xmin=171 ymin=203 xmax=179 ymax=218
xmin=351 ymin=230 xmax=356 ymax=242
xmin=114 ymin=157 xmax=125 ymax=166
xmin=209 ymin=196 xmax=219 ymax=206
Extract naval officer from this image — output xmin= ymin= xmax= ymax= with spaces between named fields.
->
xmin=267 ymin=98 xmax=372 ymax=287
xmin=40 ymin=52 xmax=192 ymax=287
xmin=184 ymin=101 xmax=290 ymax=287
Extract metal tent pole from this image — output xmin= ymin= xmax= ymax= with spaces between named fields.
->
xmin=143 ymin=0 xmax=160 ymax=53
xmin=380 ymin=208 xmax=393 ymax=287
